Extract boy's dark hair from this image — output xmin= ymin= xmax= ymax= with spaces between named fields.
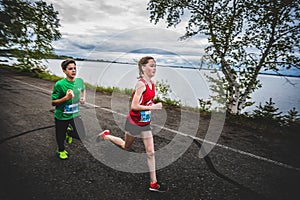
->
xmin=61 ymin=59 xmax=76 ymax=70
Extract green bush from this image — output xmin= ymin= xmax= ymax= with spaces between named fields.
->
xmin=154 ymin=79 xmax=181 ymax=107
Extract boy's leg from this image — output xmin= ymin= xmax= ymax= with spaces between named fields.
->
xmin=65 ymin=125 xmax=73 ymax=144
xmin=69 ymin=116 xmax=86 ymax=140
xmin=55 ymin=118 xmax=69 ymax=151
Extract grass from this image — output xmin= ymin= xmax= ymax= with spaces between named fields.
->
xmin=225 ymin=112 xmax=300 ymax=135
xmin=1 ymin=64 xmax=299 ymax=135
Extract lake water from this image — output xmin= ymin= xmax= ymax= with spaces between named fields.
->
xmin=45 ymin=59 xmax=300 ymax=114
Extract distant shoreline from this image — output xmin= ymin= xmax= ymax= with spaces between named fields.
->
xmin=1 ymin=56 xmax=299 ymax=78
xmin=46 ymin=57 xmax=300 ymax=78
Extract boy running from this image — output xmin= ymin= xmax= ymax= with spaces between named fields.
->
xmin=51 ymin=59 xmax=86 ymax=160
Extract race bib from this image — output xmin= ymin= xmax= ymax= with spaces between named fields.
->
xmin=63 ymin=103 xmax=79 ymax=114
xmin=139 ymin=110 xmax=151 ymax=122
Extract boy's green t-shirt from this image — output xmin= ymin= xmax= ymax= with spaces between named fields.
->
xmin=52 ymin=78 xmax=85 ymax=120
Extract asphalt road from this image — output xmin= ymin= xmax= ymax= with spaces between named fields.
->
xmin=0 ymin=68 xmax=299 ymax=200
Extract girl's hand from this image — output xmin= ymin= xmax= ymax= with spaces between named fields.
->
xmin=151 ymin=102 xmax=162 ymax=110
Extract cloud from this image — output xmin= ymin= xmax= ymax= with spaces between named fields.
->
xmin=44 ymin=0 xmax=208 ymax=67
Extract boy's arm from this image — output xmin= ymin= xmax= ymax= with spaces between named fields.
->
xmin=80 ymin=89 xmax=86 ymax=104
xmin=52 ymin=89 xmax=74 ymax=106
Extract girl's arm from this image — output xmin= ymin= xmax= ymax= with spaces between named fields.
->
xmin=131 ymin=81 xmax=162 ymax=111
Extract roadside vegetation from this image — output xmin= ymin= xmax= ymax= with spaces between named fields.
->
xmin=1 ymin=0 xmax=299 ymax=135
xmin=198 ymin=93 xmax=300 ymax=134
xmin=1 ymin=63 xmax=299 ymax=135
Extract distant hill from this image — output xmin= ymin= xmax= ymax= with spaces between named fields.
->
xmin=129 ymin=48 xmax=178 ymax=55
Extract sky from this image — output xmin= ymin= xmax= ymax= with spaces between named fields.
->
xmin=41 ymin=0 xmax=299 ymax=76
xmin=43 ymin=0 xmax=208 ymax=68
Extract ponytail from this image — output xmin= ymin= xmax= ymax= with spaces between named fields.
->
xmin=137 ymin=56 xmax=154 ymax=78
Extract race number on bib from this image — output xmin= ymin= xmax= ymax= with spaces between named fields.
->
xmin=63 ymin=103 xmax=79 ymax=114
xmin=139 ymin=110 xmax=151 ymax=122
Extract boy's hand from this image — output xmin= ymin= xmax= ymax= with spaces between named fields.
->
xmin=80 ymin=97 xmax=85 ymax=104
xmin=66 ymin=89 xmax=74 ymax=100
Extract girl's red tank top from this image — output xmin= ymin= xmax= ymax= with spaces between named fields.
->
xmin=127 ymin=78 xmax=155 ymax=126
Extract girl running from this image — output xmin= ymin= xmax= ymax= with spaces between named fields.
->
xmin=97 ymin=56 xmax=169 ymax=192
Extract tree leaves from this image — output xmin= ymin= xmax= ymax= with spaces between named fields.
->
xmin=0 ymin=0 xmax=61 ymax=71
xmin=148 ymin=0 xmax=300 ymax=114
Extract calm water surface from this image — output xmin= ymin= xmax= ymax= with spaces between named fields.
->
xmin=46 ymin=59 xmax=300 ymax=114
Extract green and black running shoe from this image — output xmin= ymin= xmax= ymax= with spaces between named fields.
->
xmin=57 ymin=150 xmax=68 ymax=160
xmin=66 ymin=126 xmax=73 ymax=144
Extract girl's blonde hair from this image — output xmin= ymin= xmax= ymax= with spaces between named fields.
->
xmin=138 ymin=56 xmax=155 ymax=78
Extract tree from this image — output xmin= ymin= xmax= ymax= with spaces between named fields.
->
xmin=252 ymin=98 xmax=282 ymax=119
xmin=283 ymin=107 xmax=300 ymax=126
xmin=147 ymin=0 xmax=300 ymax=114
xmin=0 ymin=0 xmax=61 ymax=72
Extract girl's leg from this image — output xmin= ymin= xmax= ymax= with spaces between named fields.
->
xmin=104 ymin=132 xmax=135 ymax=150
xmin=141 ymin=131 xmax=157 ymax=183
xmin=124 ymin=132 xmax=136 ymax=150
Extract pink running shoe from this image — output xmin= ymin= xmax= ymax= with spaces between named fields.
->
xmin=96 ymin=130 xmax=110 ymax=142
xmin=149 ymin=181 xmax=169 ymax=192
